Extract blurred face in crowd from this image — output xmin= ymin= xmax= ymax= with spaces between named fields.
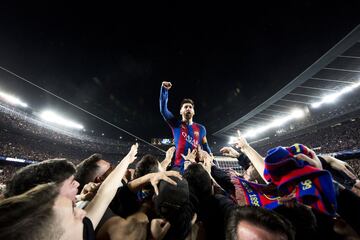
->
xmin=59 ymin=175 xmax=80 ymax=203
xmin=180 ymin=103 xmax=195 ymax=121
xmin=53 ymin=195 xmax=86 ymax=240
xmin=243 ymin=165 xmax=256 ymax=182
xmin=95 ymin=159 xmax=112 ymax=182
xmin=236 ymin=220 xmax=288 ymax=240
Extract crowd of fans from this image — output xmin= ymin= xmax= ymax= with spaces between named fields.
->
xmin=0 ymin=106 xmax=160 ymax=199
xmin=347 ymin=159 xmax=360 ymax=178
xmin=0 ymin=103 xmax=146 ymax=156
xmin=0 ymin=103 xmax=164 ymax=185
xmin=0 ymin=165 xmax=17 ymax=190
xmin=1 ymin=101 xmax=360 ymax=239
xmin=254 ymin=115 xmax=360 ymax=156
xmin=273 ymin=92 xmax=360 ymax=138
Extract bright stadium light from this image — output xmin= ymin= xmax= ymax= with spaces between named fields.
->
xmin=311 ymin=102 xmax=322 ymax=108
xmin=40 ymin=110 xmax=84 ymax=129
xmin=271 ymin=118 xmax=286 ymax=127
xmin=0 ymin=91 xmax=28 ymax=108
xmin=243 ymin=128 xmax=259 ymax=138
xmin=290 ymin=108 xmax=305 ymax=119
xmin=311 ymin=82 xmax=360 ymax=109
xmin=228 ymin=136 xmax=237 ymax=144
xmin=242 ymin=108 xmax=306 ymax=139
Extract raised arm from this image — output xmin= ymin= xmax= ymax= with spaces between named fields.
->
xmin=159 ymin=81 xmax=176 ymax=124
xmin=200 ymin=126 xmax=212 ymax=154
xmin=127 ymin=171 xmax=182 ymax=195
xmin=321 ymin=155 xmax=357 ymax=180
xmin=235 ymin=133 xmax=267 ymax=183
xmin=85 ymin=143 xmax=138 ymax=228
xmin=161 ymin=146 xmax=176 ymax=170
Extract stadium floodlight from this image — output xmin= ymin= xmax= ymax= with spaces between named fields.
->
xmin=242 ymin=108 xmax=306 ymax=139
xmin=243 ymin=128 xmax=258 ymax=138
xmin=228 ymin=136 xmax=237 ymax=144
xmin=0 ymin=91 xmax=28 ymax=108
xmin=40 ymin=110 xmax=84 ymax=129
xmin=312 ymin=92 xmax=342 ymax=108
xmin=271 ymin=119 xmax=285 ymax=127
xmin=311 ymin=82 xmax=360 ymax=109
xmin=290 ymin=108 xmax=305 ymax=119
xmin=311 ymin=102 xmax=322 ymax=108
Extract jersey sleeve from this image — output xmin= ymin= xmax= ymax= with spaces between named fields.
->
xmin=200 ymin=126 xmax=212 ymax=154
xmin=159 ymin=86 xmax=178 ymax=127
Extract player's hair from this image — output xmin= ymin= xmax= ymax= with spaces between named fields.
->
xmin=180 ymin=98 xmax=195 ymax=109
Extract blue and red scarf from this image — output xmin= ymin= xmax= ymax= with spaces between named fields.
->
xmin=230 ymin=144 xmax=337 ymax=216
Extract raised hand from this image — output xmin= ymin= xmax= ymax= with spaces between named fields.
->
xmin=151 ymin=218 xmax=171 ymax=240
xmin=181 ymin=148 xmax=197 ymax=163
xmin=127 ymin=143 xmax=138 ymax=163
xmin=150 ymin=171 xmax=182 ymax=195
xmin=161 ymin=146 xmax=176 ymax=170
xmin=162 ymin=81 xmax=172 ymax=90
xmin=165 ymin=146 xmax=176 ymax=160
xmin=235 ymin=131 xmax=250 ymax=149
xmin=199 ymin=149 xmax=213 ymax=174
xmin=294 ymin=153 xmax=322 ymax=169
xmin=327 ymin=157 xmax=357 ymax=180
xmin=78 ymin=182 xmax=100 ymax=201
xmin=220 ymin=146 xmax=240 ymax=158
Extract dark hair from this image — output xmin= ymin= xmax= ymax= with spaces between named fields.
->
xmin=180 ymin=98 xmax=195 ymax=109
xmin=226 ymin=206 xmax=295 ymax=240
xmin=133 ymin=154 xmax=159 ymax=179
xmin=4 ymin=159 xmax=76 ymax=198
xmin=273 ymin=203 xmax=317 ymax=240
xmin=245 ymin=163 xmax=266 ymax=184
xmin=164 ymin=202 xmax=193 ymax=240
xmin=153 ymin=176 xmax=193 ymax=240
xmin=75 ymin=153 xmax=102 ymax=190
xmin=183 ymin=163 xmax=212 ymax=200
xmin=0 ymin=183 xmax=63 ymax=240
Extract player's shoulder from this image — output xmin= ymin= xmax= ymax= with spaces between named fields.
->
xmin=194 ymin=122 xmax=206 ymax=129
xmin=170 ymin=118 xmax=182 ymax=127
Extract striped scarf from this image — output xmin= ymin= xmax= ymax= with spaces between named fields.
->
xmin=230 ymin=145 xmax=337 ymax=216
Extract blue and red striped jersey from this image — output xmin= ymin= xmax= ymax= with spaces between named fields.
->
xmin=160 ymin=86 xmax=211 ymax=173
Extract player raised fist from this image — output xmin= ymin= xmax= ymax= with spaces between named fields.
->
xmin=162 ymin=81 xmax=172 ymax=90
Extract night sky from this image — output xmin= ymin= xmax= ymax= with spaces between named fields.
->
xmin=0 ymin=2 xmax=359 ymax=144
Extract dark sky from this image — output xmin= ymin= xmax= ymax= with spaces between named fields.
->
xmin=0 ymin=1 xmax=359 ymax=143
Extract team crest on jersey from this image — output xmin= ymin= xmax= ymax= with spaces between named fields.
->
xmin=181 ymin=132 xmax=199 ymax=148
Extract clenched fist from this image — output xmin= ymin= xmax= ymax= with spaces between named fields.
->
xmin=162 ymin=81 xmax=172 ymax=90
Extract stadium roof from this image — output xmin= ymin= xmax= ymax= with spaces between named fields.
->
xmin=213 ymin=24 xmax=360 ymax=139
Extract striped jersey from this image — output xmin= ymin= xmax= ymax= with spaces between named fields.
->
xmin=160 ymin=86 xmax=211 ymax=172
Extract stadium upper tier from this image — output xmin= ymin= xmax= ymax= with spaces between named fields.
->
xmin=214 ymin=24 xmax=360 ymax=141
xmin=0 ymin=102 xmax=164 ymax=160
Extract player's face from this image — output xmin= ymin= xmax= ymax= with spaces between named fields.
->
xmin=180 ymin=103 xmax=195 ymax=120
